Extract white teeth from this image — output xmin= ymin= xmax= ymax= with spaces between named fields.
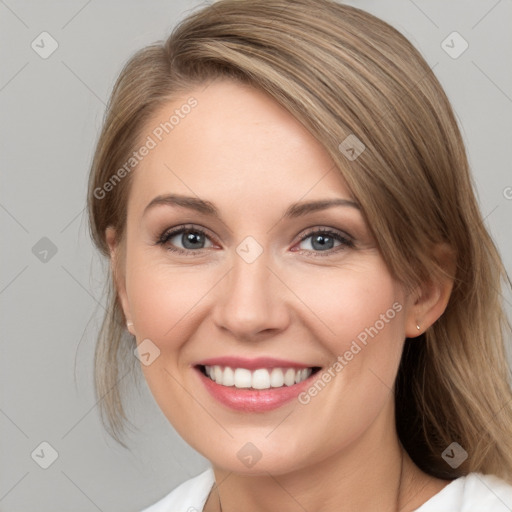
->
xmin=252 ymin=369 xmax=270 ymax=390
xmin=269 ymin=368 xmax=284 ymax=387
xmin=223 ymin=366 xmax=235 ymax=386
xmin=203 ymin=365 xmax=312 ymax=389
xmin=284 ymin=368 xmax=296 ymax=386
xmin=234 ymin=368 xmax=252 ymax=388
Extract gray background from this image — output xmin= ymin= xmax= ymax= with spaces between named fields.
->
xmin=1 ymin=1 xmax=511 ymax=510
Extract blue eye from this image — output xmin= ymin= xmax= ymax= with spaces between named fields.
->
xmin=157 ymin=226 xmax=214 ymax=255
xmin=156 ymin=225 xmax=354 ymax=257
xmin=296 ymin=229 xmax=354 ymax=256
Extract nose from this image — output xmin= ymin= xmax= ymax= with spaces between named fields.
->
xmin=212 ymin=251 xmax=290 ymax=341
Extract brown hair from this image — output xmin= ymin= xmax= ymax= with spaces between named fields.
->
xmin=87 ymin=0 xmax=512 ymax=481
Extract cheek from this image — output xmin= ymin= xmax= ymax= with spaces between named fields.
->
xmin=289 ymin=259 xmax=406 ymax=429
xmin=124 ymin=254 xmax=215 ymax=427
xmin=285 ymin=258 xmax=404 ymax=355
xmin=125 ymin=253 xmax=213 ymax=354
xmin=285 ymin=258 xmax=406 ymax=428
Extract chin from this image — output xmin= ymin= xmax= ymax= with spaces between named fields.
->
xmin=194 ymin=435 xmax=318 ymax=476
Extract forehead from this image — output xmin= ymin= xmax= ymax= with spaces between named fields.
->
xmin=128 ymin=79 xmax=353 ymax=217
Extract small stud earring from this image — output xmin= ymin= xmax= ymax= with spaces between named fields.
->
xmin=127 ymin=321 xmax=134 ymax=329
xmin=416 ymin=324 xmax=421 ymax=331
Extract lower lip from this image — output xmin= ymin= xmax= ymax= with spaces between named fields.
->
xmin=196 ymin=368 xmax=315 ymax=412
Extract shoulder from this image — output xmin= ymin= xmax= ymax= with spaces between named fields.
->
xmin=140 ymin=468 xmax=215 ymax=512
xmin=416 ymin=472 xmax=512 ymax=512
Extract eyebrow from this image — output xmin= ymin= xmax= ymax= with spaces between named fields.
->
xmin=143 ymin=193 xmax=360 ymax=219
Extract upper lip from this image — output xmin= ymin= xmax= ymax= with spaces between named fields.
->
xmin=194 ymin=356 xmax=318 ymax=370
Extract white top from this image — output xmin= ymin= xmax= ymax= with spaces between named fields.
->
xmin=141 ymin=468 xmax=512 ymax=512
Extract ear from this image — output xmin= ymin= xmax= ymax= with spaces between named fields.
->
xmin=404 ymin=243 xmax=456 ymax=338
xmin=106 ymin=226 xmax=135 ymax=336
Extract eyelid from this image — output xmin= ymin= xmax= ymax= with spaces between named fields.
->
xmin=297 ymin=226 xmax=353 ymax=244
xmin=157 ymin=223 xmax=214 ymax=243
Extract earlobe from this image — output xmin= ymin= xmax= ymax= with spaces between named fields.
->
xmin=126 ymin=321 xmax=136 ymax=336
xmin=405 ymin=243 xmax=456 ymax=338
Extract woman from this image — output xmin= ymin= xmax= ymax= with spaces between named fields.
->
xmin=87 ymin=0 xmax=512 ymax=510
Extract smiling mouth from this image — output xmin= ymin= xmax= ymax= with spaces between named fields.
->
xmin=198 ymin=365 xmax=321 ymax=390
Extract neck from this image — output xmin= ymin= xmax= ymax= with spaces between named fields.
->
xmin=207 ymin=402 xmax=434 ymax=512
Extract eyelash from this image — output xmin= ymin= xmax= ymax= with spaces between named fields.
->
xmin=155 ymin=224 xmax=354 ymax=257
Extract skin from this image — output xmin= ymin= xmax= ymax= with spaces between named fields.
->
xmin=107 ymin=79 xmax=454 ymax=511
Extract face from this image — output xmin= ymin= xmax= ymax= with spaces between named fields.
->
xmin=111 ymin=79 xmax=415 ymax=475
